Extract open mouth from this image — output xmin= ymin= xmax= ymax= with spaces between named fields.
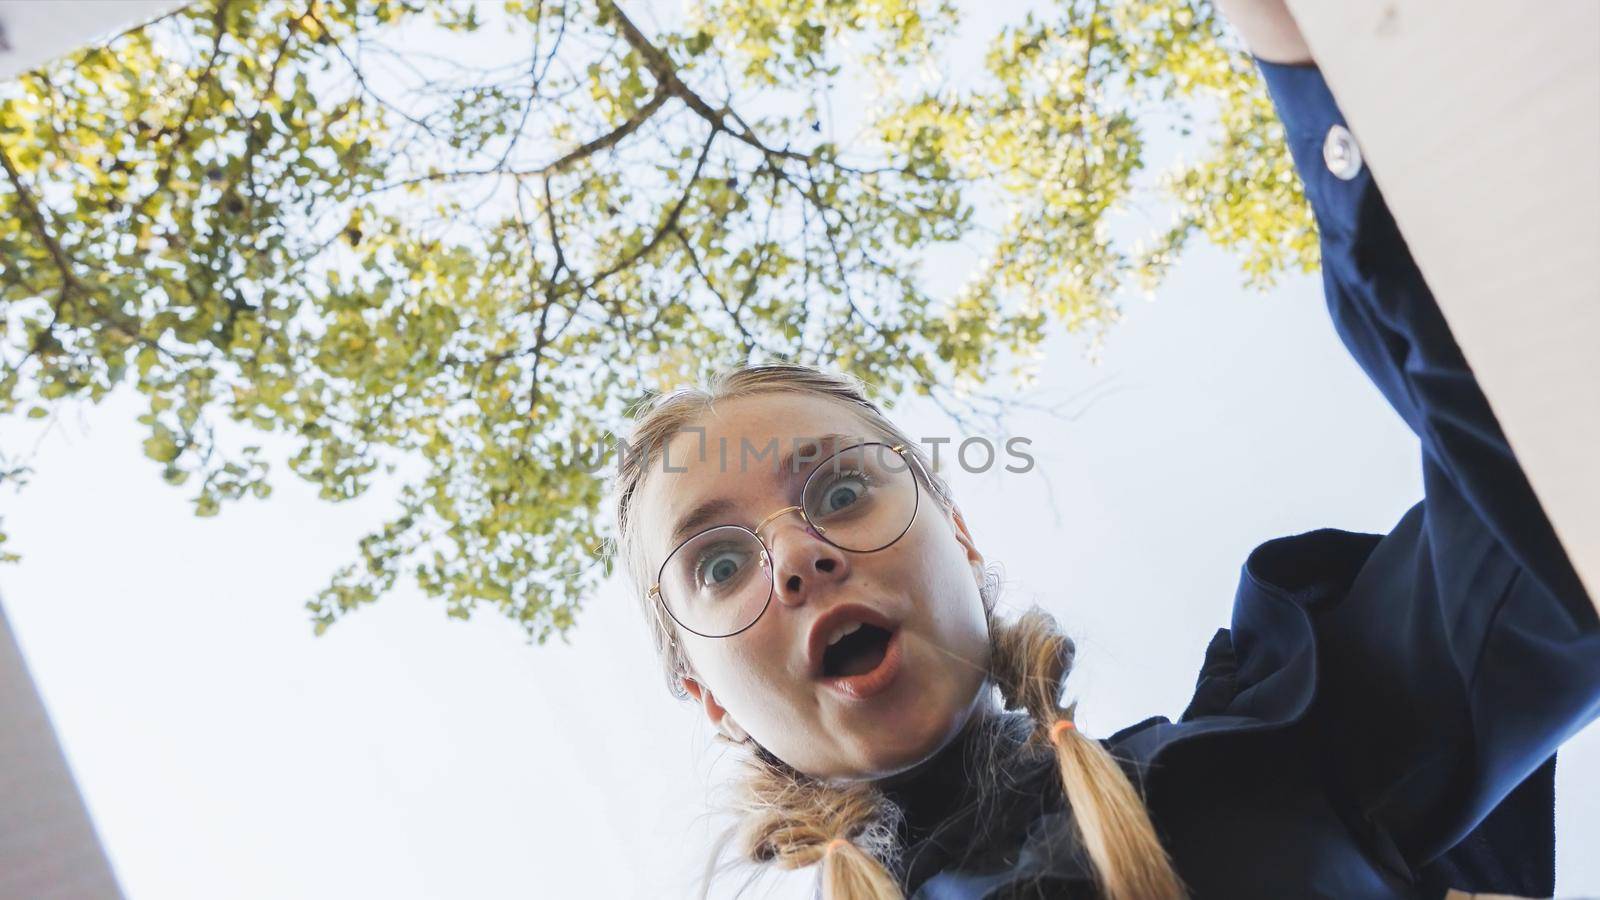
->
xmin=821 ymin=622 xmax=894 ymax=678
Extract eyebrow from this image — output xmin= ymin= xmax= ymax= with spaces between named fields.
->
xmin=663 ymin=432 xmax=859 ymax=550
xmin=666 ymin=496 xmax=743 ymax=551
xmin=779 ymin=431 xmax=855 ymax=478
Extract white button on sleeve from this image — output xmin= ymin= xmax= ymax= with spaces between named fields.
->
xmin=1323 ymin=124 xmax=1363 ymax=181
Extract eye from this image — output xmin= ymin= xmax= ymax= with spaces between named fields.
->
xmin=817 ymin=469 xmax=871 ymax=513
xmin=696 ymin=547 xmax=750 ymax=588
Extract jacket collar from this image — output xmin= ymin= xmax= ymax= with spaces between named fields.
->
xmin=886 ymin=527 xmax=1385 ymax=897
xmin=1107 ymin=527 xmax=1382 ymax=777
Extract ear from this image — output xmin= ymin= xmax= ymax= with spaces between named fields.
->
xmin=681 ymin=676 xmax=750 ymax=743
xmin=946 ymin=505 xmax=986 ymax=586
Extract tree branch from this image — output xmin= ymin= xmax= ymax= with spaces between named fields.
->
xmin=584 ymin=126 xmax=716 ymax=290
xmin=671 ymin=227 xmax=758 ymax=357
xmin=2 ymin=135 xmax=190 ymax=373
xmin=361 ymin=88 xmax=670 ymax=196
xmin=0 ymin=141 xmax=82 ymax=299
xmin=146 ymin=0 xmax=233 ymax=206
xmin=529 ymin=88 xmax=669 ymax=176
xmin=598 ymin=0 xmax=811 ymax=165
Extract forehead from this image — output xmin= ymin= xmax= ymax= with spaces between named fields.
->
xmin=633 ymin=391 xmax=876 ymax=560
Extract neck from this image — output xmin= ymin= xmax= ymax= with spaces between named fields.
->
xmin=874 ymin=695 xmax=1013 ymax=834
xmin=872 ymin=699 xmax=1058 ymax=893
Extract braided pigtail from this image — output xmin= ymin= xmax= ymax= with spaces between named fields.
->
xmin=990 ymin=606 xmax=1188 ymax=900
xmin=731 ymin=746 xmax=905 ymax=900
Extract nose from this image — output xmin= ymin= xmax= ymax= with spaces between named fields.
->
xmin=763 ymin=516 xmax=849 ymax=607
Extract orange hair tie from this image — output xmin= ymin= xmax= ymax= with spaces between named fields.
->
xmin=1049 ymin=719 xmax=1077 ymax=745
xmin=825 ymin=838 xmax=850 ymax=856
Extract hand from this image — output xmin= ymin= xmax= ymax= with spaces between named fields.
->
xmin=1211 ymin=0 xmax=1315 ymax=65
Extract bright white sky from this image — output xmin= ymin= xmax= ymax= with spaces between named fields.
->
xmin=3 ymin=3 xmax=1597 ymax=898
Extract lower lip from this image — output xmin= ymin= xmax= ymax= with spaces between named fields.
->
xmin=820 ymin=629 xmax=904 ymax=701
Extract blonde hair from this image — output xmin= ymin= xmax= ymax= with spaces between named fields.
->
xmin=612 ymin=362 xmax=1186 ymax=900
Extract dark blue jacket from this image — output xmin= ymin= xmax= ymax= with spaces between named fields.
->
xmin=883 ymin=59 xmax=1600 ymax=900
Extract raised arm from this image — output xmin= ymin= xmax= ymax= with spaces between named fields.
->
xmin=1217 ymin=0 xmax=1600 ymax=878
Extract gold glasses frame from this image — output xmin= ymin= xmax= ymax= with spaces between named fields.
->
xmin=647 ymin=441 xmax=925 ymax=639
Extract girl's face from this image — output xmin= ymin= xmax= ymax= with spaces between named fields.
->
xmin=634 ymin=391 xmax=994 ymax=781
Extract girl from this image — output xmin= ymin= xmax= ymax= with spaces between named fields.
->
xmin=609 ymin=2 xmax=1600 ymax=897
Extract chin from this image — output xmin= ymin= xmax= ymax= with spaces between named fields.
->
xmin=857 ymin=676 xmax=986 ymax=780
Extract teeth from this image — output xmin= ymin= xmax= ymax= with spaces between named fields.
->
xmin=826 ymin=621 xmax=864 ymax=648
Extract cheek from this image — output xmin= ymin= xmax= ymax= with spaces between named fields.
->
xmin=892 ymin=520 xmax=992 ymax=673
xmin=897 ymin=518 xmax=983 ymax=618
xmin=683 ymin=616 xmax=797 ymax=710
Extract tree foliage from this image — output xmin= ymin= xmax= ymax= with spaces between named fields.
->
xmin=0 ymin=0 xmax=1315 ymax=640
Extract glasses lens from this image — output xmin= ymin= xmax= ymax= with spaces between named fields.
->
xmin=802 ymin=443 xmax=919 ymax=552
xmin=659 ymin=525 xmax=772 ymax=637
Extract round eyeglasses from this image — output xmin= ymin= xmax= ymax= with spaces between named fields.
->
xmin=648 ymin=441 xmax=924 ymax=639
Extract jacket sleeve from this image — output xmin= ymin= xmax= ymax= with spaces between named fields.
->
xmin=1252 ymin=59 xmax=1600 ymax=873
